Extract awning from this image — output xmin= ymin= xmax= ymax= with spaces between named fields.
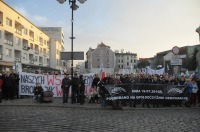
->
xmin=0 ymin=61 xmax=14 ymax=66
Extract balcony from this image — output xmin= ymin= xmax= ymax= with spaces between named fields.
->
xmin=29 ymin=60 xmax=34 ymax=64
xmin=4 ymin=39 xmax=13 ymax=46
xmin=0 ymin=21 xmax=3 ymax=26
xmin=23 ymin=45 xmax=28 ymax=50
xmin=15 ymin=57 xmax=21 ymax=62
xmin=15 ymin=29 xmax=22 ymax=35
xmin=29 ymin=37 xmax=34 ymax=41
xmin=35 ymin=50 xmax=39 ymax=54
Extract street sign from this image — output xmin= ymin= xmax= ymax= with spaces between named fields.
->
xmin=61 ymin=51 xmax=84 ymax=60
xmin=172 ymin=46 xmax=179 ymax=55
xmin=170 ymin=59 xmax=182 ymax=65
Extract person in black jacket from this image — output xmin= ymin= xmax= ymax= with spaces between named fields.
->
xmin=92 ymin=74 xmax=100 ymax=88
xmin=72 ymin=73 xmax=79 ymax=104
xmin=33 ymin=83 xmax=44 ymax=103
xmin=4 ymin=72 xmax=14 ymax=100
xmin=10 ymin=72 xmax=20 ymax=99
xmin=79 ymin=75 xmax=85 ymax=105
xmin=98 ymin=81 xmax=109 ymax=107
xmin=61 ymin=73 xmax=71 ymax=104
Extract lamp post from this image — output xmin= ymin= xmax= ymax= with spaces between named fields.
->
xmin=57 ymin=0 xmax=86 ymax=80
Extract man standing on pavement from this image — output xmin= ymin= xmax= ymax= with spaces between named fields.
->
xmin=79 ymin=75 xmax=85 ymax=105
xmin=72 ymin=73 xmax=79 ymax=104
xmin=61 ymin=73 xmax=71 ymax=104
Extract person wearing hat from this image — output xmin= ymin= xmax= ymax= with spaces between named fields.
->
xmin=61 ymin=73 xmax=72 ymax=103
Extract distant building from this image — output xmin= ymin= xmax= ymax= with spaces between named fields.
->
xmin=40 ymin=27 xmax=70 ymax=71
xmin=151 ymin=45 xmax=200 ymax=74
xmin=49 ymin=38 xmax=65 ymax=70
xmin=115 ymin=50 xmax=137 ymax=70
xmin=39 ymin=27 xmax=64 ymax=46
xmin=86 ymin=42 xmax=115 ymax=74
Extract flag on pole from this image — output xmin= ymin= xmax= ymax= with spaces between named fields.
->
xmin=130 ymin=64 xmax=133 ymax=74
xmin=100 ymin=63 xmax=106 ymax=80
xmin=186 ymin=69 xmax=189 ymax=77
xmin=101 ymin=71 xmax=106 ymax=80
xmin=100 ymin=63 xmax=103 ymax=73
xmin=122 ymin=68 xmax=125 ymax=75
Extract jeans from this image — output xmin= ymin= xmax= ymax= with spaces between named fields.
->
xmin=100 ymin=96 xmax=106 ymax=107
xmin=33 ymin=94 xmax=43 ymax=103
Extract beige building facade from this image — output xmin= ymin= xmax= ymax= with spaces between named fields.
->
xmin=86 ymin=42 xmax=115 ymax=74
xmin=115 ymin=50 xmax=138 ymax=70
xmin=0 ymin=1 xmax=64 ymax=73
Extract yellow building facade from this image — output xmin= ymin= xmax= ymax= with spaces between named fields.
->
xmin=0 ymin=1 xmax=64 ymax=73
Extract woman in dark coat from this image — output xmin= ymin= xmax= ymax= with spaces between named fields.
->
xmin=4 ymin=73 xmax=14 ymax=100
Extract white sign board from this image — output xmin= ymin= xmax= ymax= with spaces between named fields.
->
xmin=170 ymin=59 xmax=182 ymax=65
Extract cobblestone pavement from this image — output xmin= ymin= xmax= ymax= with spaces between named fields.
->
xmin=0 ymin=98 xmax=200 ymax=132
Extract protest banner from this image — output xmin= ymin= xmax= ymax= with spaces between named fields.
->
xmin=19 ymin=72 xmax=94 ymax=97
xmin=105 ymin=84 xmax=188 ymax=105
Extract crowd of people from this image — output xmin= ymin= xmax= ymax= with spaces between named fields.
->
xmin=0 ymin=71 xmax=20 ymax=102
xmin=0 ymin=70 xmax=200 ymax=108
xmin=88 ymin=73 xmax=200 ymax=108
xmin=61 ymin=73 xmax=85 ymax=105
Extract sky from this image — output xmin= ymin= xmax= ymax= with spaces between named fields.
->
xmin=4 ymin=0 xmax=200 ymax=61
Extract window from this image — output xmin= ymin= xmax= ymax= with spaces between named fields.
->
xmin=44 ymin=40 xmax=46 ymax=45
xmin=47 ymin=41 xmax=49 ymax=48
xmin=131 ymin=59 xmax=133 ymax=63
xmin=15 ymin=37 xmax=20 ymax=45
xmin=121 ymin=60 xmax=123 ymax=63
xmin=43 ymin=58 xmax=46 ymax=64
xmin=107 ymin=50 xmax=109 ymax=55
xmin=121 ymin=65 xmax=123 ymax=69
xmin=30 ymin=43 xmax=34 ymax=50
xmin=118 ymin=65 xmax=120 ymax=68
xmin=6 ymin=18 xmax=12 ymax=27
xmin=43 ymin=48 xmax=46 ymax=55
xmin=39 ymin=37 xmax=43 ymax=45
xmin=127 ymin=62 xmax=129 ymax=66
xmin=24 ymin=28 xmax=28 ymax=35
xmin=57 ymin=59 xmax=59 ymax=65
xmin=127 ymin=56 xmax=129 ymax=60
xmin=40 ymin=47 xmax=42 ymax=53
xmin=23 ymin=53 xmax=28 ymax=60
xmin=118 ymin=59 xmax=120 ymax=63
xmin=5 ymin=48 xmax=12 ymax=57
xmin=35 ymin=56 xmax=38 ymax=62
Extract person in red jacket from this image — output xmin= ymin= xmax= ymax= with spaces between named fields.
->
xmin=0 ymin=74 xmax=3 ymax=103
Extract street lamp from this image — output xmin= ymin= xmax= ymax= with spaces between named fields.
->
xmin=57 ymin=0 xmax=86 ymax=81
